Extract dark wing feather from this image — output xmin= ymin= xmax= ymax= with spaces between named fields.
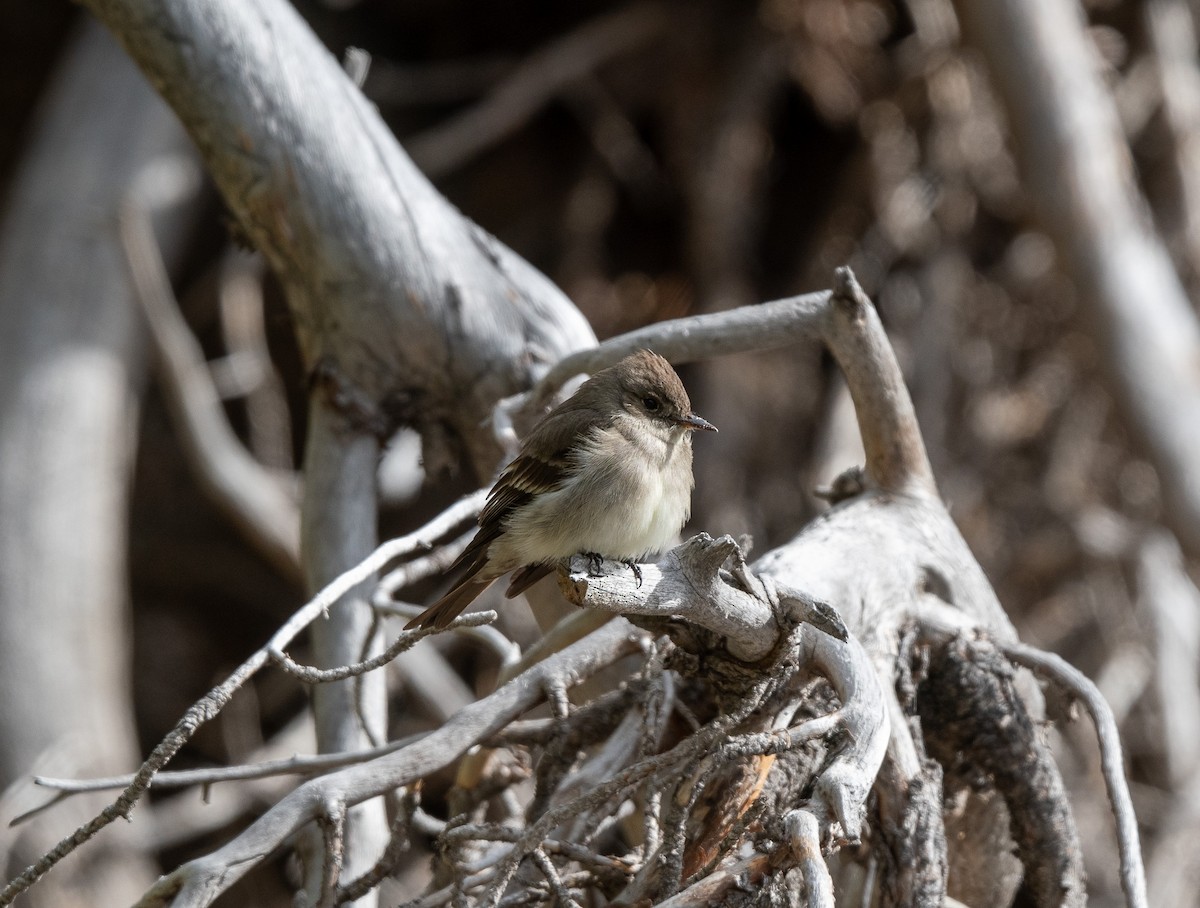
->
xmin=479 ymin=403 xmax=607 ymax=527
xmin=505 ymin=563 xmax=554 ymax=598
xmin=479 ymin=451 xmax=563 ymax=526
xmin=441 ymin=520 xmax=504 ymax=579
xmin=405 ymin=402 xmax=612 ymax=631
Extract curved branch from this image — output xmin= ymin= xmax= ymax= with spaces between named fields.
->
xmin=0 ymin=497 xmax=484 ymax=904
xmin=83 ymin=0 xmax=596 ymax=480
xmin=917 ymin=635 xmax=1085 ymax=907
xmin=513 ymin=290 xmax=832 ymax=410
xmin=914 ymin=603 xmax=1149 ymax=908
xmin=501 ymin=269 xmax=934 ymax=495
xmin=133 ymin=621 xmax=643 ymax=907
xmin=1003 ymin=642 xmax=1148 ymax=908
xmin=823 ymin=268 xmax=935 ymax=497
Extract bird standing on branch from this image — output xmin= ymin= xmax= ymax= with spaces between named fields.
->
xmin=406 ymin=350 xmax=716 ymax=629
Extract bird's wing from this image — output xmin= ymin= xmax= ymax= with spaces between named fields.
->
xmin=439 ymin=405 xmax=606 ymax=579
xmin=478 ymin=405 xmax=603 ymax=527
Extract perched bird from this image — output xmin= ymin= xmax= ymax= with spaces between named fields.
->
xmin=406 ymin=350 xmax=716 ymax=629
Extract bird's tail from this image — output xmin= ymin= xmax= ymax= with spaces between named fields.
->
xmin=404 ymin=576 xmax=496 ymax=630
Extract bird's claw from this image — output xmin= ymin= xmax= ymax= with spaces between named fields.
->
xmin=622 ymin=560 xmax=643 ymax=588
xmin=584 ymin=552 xmax=605 ymax=576
xmin=581 ymin=553 xmax=642 ymax=588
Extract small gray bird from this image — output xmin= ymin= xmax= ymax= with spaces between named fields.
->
xmin=406 ymin=350 xmax=716 ymax=629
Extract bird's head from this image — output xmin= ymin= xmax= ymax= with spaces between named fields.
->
xmin=604 ymin=349 xmax=717 ymax=435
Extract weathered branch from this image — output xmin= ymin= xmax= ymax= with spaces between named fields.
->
xmin=917 ymin=635 xmax=1085 ymax=907
xmin=501 ymin=269 xmax=934 ymax=495
xmin=1002 ymin=642 xmax=1147 ymax=908
xmin=914 ymin=603 xmax=1149 ymax=908
xmin=562 ymin=535 xmax=890 ymax=842
xmin=0 ymin=499 xmax=486 ymax=905
xmin=83 ymin=0 xmax=596 ymax=484
xmin=298 ymin=396 xmax=389 ymax=896
xmin=560 ymin=535 xmax=778 ymax=662
xmin=132 ymin=621 xmax=643 ymax=907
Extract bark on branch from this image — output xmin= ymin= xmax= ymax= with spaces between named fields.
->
xmin=82 ymin=0 xmax=596 ymax=480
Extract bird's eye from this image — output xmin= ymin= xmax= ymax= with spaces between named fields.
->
xmin=642 ymin=396 xmax=661 ymax=412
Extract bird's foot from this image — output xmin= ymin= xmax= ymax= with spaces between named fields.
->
xmin=580 ymin=553 xmax=642 ymax=587
xmin=621 ymin=560 xmax=643 ymax=588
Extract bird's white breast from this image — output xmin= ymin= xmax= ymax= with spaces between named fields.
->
xmin=495 ymin=418 xmax=694 ymax=568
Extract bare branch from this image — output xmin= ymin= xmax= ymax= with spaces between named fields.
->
xmin=120 ymin=202 xmax=302 ymax=580
xmin=784 ymin=809 xmax=834 ymax=908
xmin=85 ymin=0 xmax=597 ymax=483
xmin=528 ymin=848 xmax=582 ymax=908
xmin=0 ymin=493 xmax=485 ymax=904
xmin=652 ymin=854 xmax=771 ymax=907
xmin=315 ymin=800 xmax=346 ymax=907
xmin=1002 ymin=642 xmax=1148 ymax=908
xmin=30 ymin=733 xmax=426 ymax=796
xmin=565 ymin=537 xmax=889 ymax=840
xmin=500 ymin=290 xmax=831 ymax=417
xmin=500 ymin=270 xmax=934 ymax=495
xmin=560 ymin=535 xmax=778 ymax=662
xmin=915 ymin=603 xmax=1149 ymax=908
xmin=132 ymin=621 xmax=643 ymax=907
xmin=269 ymin=611 xmax=497 ymax=683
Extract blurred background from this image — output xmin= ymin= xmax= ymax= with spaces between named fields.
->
xmin=1 ymin=0 xmax=1197 ymax=905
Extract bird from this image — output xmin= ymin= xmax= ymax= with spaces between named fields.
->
xmin=405 ymin=350 xmax=716 ymax=630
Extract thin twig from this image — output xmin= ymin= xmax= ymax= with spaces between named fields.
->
xmin=30 ymin=732 xmax=427 ymax=796
xmin=529 ymin=848 xmax=582 ymax=908
xmin=1002 ymin=642 xmax=1149 ymax=908
xmin=374 ymin=601 xmax=521 ymax=669
xmin=0 ymin=492 xmax=485 ymax=905
xmin=376 ymin=529 xmax=475 ymax=599
xmin=269 ymin=611 xmax=497 ymax=683
xmin=316 ymin=800 xmax=346 ymax=908
xmin=120 ymin=202 xmax=302 ymax=581
xmin=913 ymin=603 xmax=1148 ymax=908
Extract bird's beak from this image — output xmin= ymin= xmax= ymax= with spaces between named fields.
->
xmin=677 ymin=413 xmax=717 ymax=432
